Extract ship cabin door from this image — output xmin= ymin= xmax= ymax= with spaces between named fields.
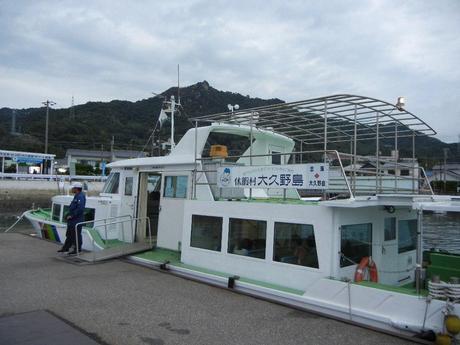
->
xmin=380 ymin=217 xmax=398 ymax=285
xmin=136 ymin=172 xmax=162 ymax=244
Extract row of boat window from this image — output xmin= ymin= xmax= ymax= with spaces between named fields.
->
xmin=103 ymin=172 xmax=189 ymax=199
xmin=190 ymin=215 xmax=418 ymax=270
xmin=190 ymin=215 xmax=320 ymax=269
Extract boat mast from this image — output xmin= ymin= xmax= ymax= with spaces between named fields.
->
xmin=169 ymin=64 xmax=181 ymax=151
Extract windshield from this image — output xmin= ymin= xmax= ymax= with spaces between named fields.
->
xmin=102 ymin=172 xmax=120 ymax=194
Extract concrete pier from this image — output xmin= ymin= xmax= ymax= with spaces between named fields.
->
xmin=0 ymin=233 xmax=417 ymax=345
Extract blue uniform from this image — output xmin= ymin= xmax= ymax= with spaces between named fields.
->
xmin=62 ymin=191 xmax=86 ymax=252
xmin=67 ymin=192 xmax=86 ymax=226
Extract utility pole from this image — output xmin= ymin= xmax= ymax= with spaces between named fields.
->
xmin=110 ymin=136 xmax=115 ymax=160
xmin=69 ymin=95 xmax=75 ymax=119
xmin=443 ymin=148 xmax=449 ymax=193
xmin=42 ymin=100 xmax=56 ymax=154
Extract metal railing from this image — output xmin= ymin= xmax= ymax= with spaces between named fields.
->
xmin=75 ymin=215 xmax=133 ymax=245
xmin=0 ymin=172 xmax=107 ymax=181
xmin=192 ymin=149 xmax=434 ymax=200
xmin=74 ymin=215 xmax=152 ymax=262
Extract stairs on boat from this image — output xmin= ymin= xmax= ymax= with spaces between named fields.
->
xmin=69 ymin=242 xmax=153 ymax=263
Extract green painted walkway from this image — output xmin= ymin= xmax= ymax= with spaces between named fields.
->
xmin=133 ymin=248 xmax=305 ymax=295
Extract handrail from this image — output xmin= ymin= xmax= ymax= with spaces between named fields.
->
xmin=74 ymin=215 xmax=152 ymax=260
xmin=195 ymin=148 xmax=432 ymax=199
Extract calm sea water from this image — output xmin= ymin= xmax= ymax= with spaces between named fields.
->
xmin=423 ymin=212 xmax=460 ymax=254
xmin=1 ymin=211 xmax=459 ymax=254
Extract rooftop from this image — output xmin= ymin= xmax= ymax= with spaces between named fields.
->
xmin=192 ymin=94 xmax=436 ymax=145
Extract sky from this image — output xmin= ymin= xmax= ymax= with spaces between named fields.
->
xmin=0 ymin=0 xmax=459 ymax=142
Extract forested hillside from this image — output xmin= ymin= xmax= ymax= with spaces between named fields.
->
xmin=0 ymin=81 xmax=457 ymax=167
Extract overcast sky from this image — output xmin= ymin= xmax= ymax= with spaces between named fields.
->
xmin=0 ymin=0 xmax=459 ymax=142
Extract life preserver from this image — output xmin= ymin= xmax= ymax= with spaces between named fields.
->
xmin=354 ymin=256 xmax=378 ymax=283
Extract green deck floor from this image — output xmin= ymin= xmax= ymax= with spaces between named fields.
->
xmin=355 ymin=281 xmax=428 ymax=296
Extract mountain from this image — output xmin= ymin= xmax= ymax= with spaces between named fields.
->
xmin=0 ymin=81 xmax=457 ymax=167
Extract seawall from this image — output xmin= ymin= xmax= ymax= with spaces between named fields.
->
xmin=0 ymin=180 xmax=103 ymax=212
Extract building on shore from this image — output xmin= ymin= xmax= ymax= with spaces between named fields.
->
xmin=0 ymin=149 xmax=56 ymax=175
xmin=65 ymin=149 xmax=147 ymax=171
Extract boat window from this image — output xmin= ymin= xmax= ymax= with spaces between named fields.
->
xmin=125 ymin=177 xmax=133 ymax=196
xmin=272 ymin=152 xmax=282 ymax=165
xmin=203 ymin=132 xmax=252 ymax=162
xmin=52 ymin=203 xmax=61 ymax=221
xmin=273 ymin=222 xmax=319 ymax=268
xmin=398 ymin=219 xmax=417 ymax=253
xmin=384 ymin=217 xmax=396 ymax=241
xmin=228 ymin=218 xmax=266 ymax=259
xmin=164 ymin=176 xmax=188 ymax=198
xmin=102 ymin=172 xmax=120 ymax=194
xmin=63 ymin=206 xmax=95 ymax=227
xmin=190 ymin=215 xmax=222 ymax=251
xmin=340 ymin=223 xmax=372 ymax=267
xmin=147 ymin=175 xmax=161 ymax=192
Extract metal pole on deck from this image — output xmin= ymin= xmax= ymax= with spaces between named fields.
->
xmin=323 ymin=100 xmax=328 ymax=200
xmin=300 ymin=141 xmax=303 ymax=163
xmin=75 ymin=225 xmax=79 ymax=257
xmin=416 ymin=208 xmax=423 ymax=295
xmin=353 ymin=105 xmax=357 ymax=195
xmin=193 ymin=121 xmax=198 ymax=199
xmin=394 ymin=123 xmax=398 ymax=192
xmin=376 ymin=112 xmax=380 ymax=193
xmin=170 ymin=96 xmax=176 ymax=150
xmin=249 ymin=112 xmax=253 ymax=200
xmin=412 ymin=131 xmax=416 ymax=193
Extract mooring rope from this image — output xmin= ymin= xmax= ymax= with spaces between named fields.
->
xmin=3 ymin=211 xmax=28 ymax=233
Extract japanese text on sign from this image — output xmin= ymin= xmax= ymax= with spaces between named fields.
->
xmin=217 ymin=163 xmax=329 ymax=190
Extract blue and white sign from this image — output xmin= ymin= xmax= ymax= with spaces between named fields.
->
xmin=217 ymin=163 xmax=329 ymax=190
xmin=12 ymin=156 xmax=43 ymax=164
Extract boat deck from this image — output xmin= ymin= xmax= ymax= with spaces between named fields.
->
xmin=131 ymin=248 xmax=429 ymax=297
xmin=132 ymin=248 xmax=305 ymax=296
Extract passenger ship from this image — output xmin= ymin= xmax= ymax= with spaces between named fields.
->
xmin=25 ymin=95 xmax=460 ymax=341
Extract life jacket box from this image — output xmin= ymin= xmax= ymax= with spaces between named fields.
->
xmin=210 ymin=145 xmax=228 ymax=158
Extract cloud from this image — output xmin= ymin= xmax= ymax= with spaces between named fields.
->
xmin=0 ymin=0 xmax=459 ymax=141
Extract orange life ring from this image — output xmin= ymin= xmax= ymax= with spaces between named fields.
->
xmin=354 ymin=256 xmax=378 ymax=283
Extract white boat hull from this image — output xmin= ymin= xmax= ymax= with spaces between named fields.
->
xmin=130 ymin=255 xmax=459 ymax=339
xmin=24 ymin=210 xmax=103 ymax=251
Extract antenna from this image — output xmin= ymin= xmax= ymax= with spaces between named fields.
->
xmin=177 ymin=64 xmax=180 ymax=105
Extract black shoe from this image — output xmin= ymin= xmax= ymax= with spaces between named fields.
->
xmin=67 ymin=250 xmax=79 ymax=255
xmin=57 ymin=248 xmax=68 ymax=253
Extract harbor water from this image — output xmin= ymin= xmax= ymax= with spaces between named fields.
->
xmin=423 ymin=212 xmax=460 ymax=254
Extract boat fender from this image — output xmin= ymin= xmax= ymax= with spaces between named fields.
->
xmin=354 ymin=256 xmax=378 ymax=283
xmin=160 ymin=260 xmax=170 ymax=271
xmin=228 ymin=275 xmax=240 ymax=289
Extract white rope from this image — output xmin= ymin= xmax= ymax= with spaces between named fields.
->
xmin=428 ymin=281 xmax=460 ymax=300
xmin=3 ymin=211 xmax=28 ymax=233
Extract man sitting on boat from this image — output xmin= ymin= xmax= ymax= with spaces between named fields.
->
xmin=57 ymin=182 xmax=86 ymax=255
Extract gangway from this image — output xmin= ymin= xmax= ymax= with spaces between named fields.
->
xmin=70 ymin=216 xmax=153 ymax=263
